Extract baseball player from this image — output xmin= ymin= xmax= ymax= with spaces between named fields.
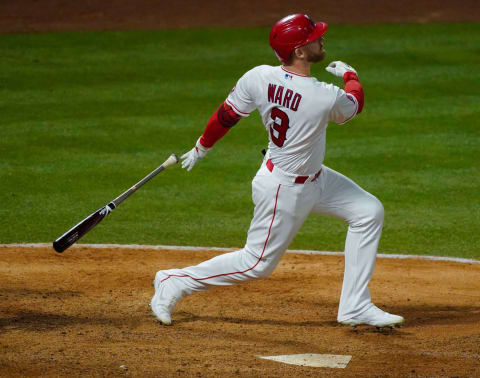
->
xmin=151 ymin=14 xmax=404 ymax=328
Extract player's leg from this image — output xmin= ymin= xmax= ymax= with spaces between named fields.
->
xmin=312 ymin=166 xmax=403 ymax=327
xmin=151 ymin=165 xmax=315 ymax=324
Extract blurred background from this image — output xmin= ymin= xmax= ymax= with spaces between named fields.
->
xmin=1 ymin=0 xmax=479 ymax=33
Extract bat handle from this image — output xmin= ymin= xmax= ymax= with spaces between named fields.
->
xmin=111 ymin=154 xmax=179 ymax=208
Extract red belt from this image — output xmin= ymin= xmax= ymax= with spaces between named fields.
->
xmin=266 ymin=159 xmax=321 ymax=184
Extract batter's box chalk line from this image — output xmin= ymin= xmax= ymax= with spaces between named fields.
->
xmin=257 ymin=354 xmax=352 ymax=369
xmin=1 ymin=243 xmax=479 ymax=265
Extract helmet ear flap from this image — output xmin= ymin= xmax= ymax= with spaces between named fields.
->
xmin=273 ymin=50 xmax=284 ymax=62
xmin=286 ymin=48 xmax=298 ymax=64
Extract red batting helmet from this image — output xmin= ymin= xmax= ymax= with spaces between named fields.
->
xmin=269 ymin=14 xmax=328 ymax=63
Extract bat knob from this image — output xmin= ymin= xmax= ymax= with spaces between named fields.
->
xmin=163 ymin=154 xmax=179 ymax=168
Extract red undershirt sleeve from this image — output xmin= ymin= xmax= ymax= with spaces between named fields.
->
xmin=199 ymin=102 xmax=242 ymax=148
xmin=343 ymin=71 xmax=364 ymax=114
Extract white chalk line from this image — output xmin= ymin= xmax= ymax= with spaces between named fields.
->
xmin=1 ymin=243 xmax=479 ymax=265
xmin=258 ymin=354 xmax=352 ymax=369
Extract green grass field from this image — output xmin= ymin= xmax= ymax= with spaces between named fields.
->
xmin=1 ymin=23 xmax=479 ymax=258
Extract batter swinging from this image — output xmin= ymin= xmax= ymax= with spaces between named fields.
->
xmin=151 ymin=14 xmax=404 ymax=328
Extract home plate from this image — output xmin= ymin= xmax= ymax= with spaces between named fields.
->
xmin=257 ymin=354 xmax=352 ymax=368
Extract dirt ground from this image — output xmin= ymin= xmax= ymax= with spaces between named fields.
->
xmin=0 ymin=246 xmax=479 ymax=377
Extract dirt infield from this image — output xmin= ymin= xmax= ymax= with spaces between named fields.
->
xmin=1 ymin=246 xmax=479 ymax=376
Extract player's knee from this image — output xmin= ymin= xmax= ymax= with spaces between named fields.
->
xmin=367 ymin=197 xmax=384 ymax=225
xmin=251 ymin=262 xmax=276 ymax=279
xmin=351 ymin=196 xmax=384 ymax=228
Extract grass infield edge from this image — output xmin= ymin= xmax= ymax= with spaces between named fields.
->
xmin=1 ymin=243 xmax=479 ymax=265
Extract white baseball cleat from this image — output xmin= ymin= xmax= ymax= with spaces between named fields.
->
xmin=150 ymin=271 xmax=179 ymax=326
xmin=339 ymin=305 xmax=404 ymax=329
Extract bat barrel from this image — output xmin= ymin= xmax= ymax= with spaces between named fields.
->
xmin=53 ymin=239 xmax=72 ymax=253
xmin=52 ymin=205 xmax=112 ymax=253
xmin=52 ymin=154 xmax=178 ymax=253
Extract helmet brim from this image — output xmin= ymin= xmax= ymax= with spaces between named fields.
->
xmin=304 ymin=22 xmax=328 ymax=45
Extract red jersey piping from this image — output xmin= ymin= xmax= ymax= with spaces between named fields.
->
xmin=281 ymin=66 xmax=309 ymax=77
xmin=161 ymin=184 xmax=282 ymax=283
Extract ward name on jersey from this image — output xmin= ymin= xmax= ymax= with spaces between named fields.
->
xmin=267 ymin=83 xmax=302 ymax=111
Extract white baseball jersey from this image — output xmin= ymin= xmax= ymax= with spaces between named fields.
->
xmin=226 ymin=65 xmax=358 ymax=175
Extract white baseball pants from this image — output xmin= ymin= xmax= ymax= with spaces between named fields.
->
xmin=159 ymin=161 xmax=384 ymax=321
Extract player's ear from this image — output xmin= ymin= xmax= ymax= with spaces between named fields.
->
xmin=294 ymin=46 xmax=305 ymax=60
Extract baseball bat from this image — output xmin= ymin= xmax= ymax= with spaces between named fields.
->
xmin=53 ymin=153 xmax=179 ymax=253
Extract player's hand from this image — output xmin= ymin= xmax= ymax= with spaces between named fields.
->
xmin=181 ymin=138 xmax=211 ymax=171
xmin=325 ymin=61 xmax=358 ymax=77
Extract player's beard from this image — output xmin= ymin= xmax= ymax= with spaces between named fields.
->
xmin=306 ymin=49 xmax=326 ymax=63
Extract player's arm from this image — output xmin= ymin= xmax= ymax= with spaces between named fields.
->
xmin=180 ymin=102 xmax=242 ymax=171
xmin=181 ymin=68 xmax=257 ymax=171
xmin=343 ymin=71 xmax=364 ymax=114
xmin=325 ymin=61 xmax=364 ymax=124
xmin=200 ymin=102 xmax=242 ymax=147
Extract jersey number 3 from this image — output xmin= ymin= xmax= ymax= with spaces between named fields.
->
xmin=269 ymin=107 xmax=289 ymax=147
